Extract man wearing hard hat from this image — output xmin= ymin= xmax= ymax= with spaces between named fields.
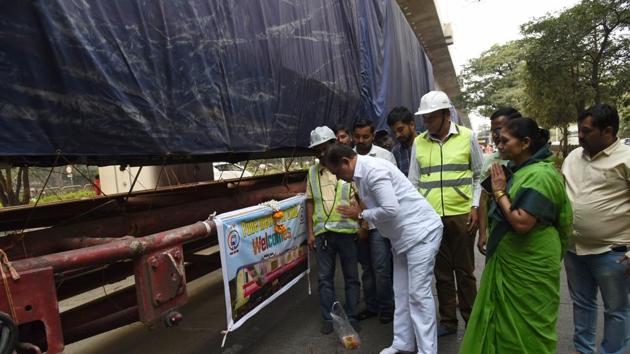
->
xmin=305 ymin=126 xmax=361 ymax=335
xmin=408 ymin=91 xmax=483 ymax=337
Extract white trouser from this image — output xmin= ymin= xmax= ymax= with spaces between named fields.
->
xmin=391 ymin=227 xmax=442 ymax=354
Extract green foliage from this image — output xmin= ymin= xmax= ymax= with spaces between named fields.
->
xmin=30 ymin=189 xmax=96 ymax=205
xmin=521 ymin=0 xmax=630 ymax=127
xmin=457 ymin=41 xmax=528 ymax=117
xmin=458 ymin=0 xmax=630 ymax=149
xmin=618 ymin=92 xmax=630 ymax=137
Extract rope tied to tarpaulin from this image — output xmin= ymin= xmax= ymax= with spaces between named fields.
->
xmin=0 ymin=249 xmax=20 ymax=322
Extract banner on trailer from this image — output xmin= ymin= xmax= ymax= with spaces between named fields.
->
xmin=215 ymin=195 xmax=308 ymax=331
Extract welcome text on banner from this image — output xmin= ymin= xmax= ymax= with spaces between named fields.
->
xmin=215 ymin=195 xmax=309 ymax=334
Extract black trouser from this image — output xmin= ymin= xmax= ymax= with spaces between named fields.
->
xmin=434 ymin=214 xmax=477 ymax=330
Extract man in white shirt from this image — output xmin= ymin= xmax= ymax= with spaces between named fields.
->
xmin=354 ymin=119 xmax=397 ymax=164
xmin=323 ymin=143 xmax=443 ymax=354
xmin=352 ymin=119 xmax=396 ymax=324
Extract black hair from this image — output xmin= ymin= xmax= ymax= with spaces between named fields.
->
xmin=375 ymin=129 xmax=389 ymax=138
xmin=387 ymin=106 xmax=414 ymax=126
xmin=578 ymin=103 xmax=619 ymax=135
xmin=504 ymin=117 xmax=550 ymax=154
xmin=490 ymin=107 xmax=522 ymax=121
xmin=374 ymin=130 xmax=395 ymax=151
xmin=334 ymin=125 xmax=350 ymax=135
xmin=353 ymin=119 xmax=375 ymax=134
xmin=322 ymin=143 xmax=357 ymax=167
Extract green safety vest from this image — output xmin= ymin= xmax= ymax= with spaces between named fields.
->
xmin=307 ymin=165 xmax=359 ymax=236
xmin=414 ymin=124 xmax=473 ymax=216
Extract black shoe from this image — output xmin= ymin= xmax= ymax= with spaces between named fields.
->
xmin=320 ymin=321 xmax=334 ymax=335
xmin=379 ymin=312 xmax=393 ymax=324
xmin=437 ymin=324 xmax=456 ymax=337
xmin=356 ymin=309 xmax=377 ymax=321
xmin=350 ymin=320 xmax=361 ymax=332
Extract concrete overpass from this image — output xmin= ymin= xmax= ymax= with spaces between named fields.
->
xmin=396 ymin=0 xmax=470 ymax=126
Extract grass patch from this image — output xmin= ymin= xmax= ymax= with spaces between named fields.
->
xmin=30 ymin=189 xmax=97 ymax=205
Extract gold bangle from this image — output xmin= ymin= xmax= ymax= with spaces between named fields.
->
xmin=494 ymin=191 xmax=506 ymax=200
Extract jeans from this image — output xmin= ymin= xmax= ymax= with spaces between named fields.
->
xmin=315 ymin=232 xmax=360 ymax=322
xmin=357 ymin=228 xmax=394 ymax=314
xmin=565 ymin=250 xmax=630 ymax=354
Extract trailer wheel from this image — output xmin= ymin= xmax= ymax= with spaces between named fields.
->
xmin=0 ymin=312 xmax=17 ymax=354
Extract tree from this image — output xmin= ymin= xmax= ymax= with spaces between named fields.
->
xmin=618 ymin=92 xmax=630 ymax=137
xmin=0 ymin=167 xmax=31 ymax=207
xmin=522 ymin=0 xmax=630 ymax=155
xmin=457 ymin=41 xmax=528 ymax=117
xmin=458 ymin=0 xmax=630 ymax=156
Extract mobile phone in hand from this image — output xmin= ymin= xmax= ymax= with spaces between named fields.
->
xmin=481 ymin=165 xmax=512 ymax=194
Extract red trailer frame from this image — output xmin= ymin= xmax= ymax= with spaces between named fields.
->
xmin=0 ymin=172 xmax=306 ymax=353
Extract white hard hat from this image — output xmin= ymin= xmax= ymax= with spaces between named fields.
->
xmin=309 ymin=126 xmax=336 ymax=148
xmin=414 ymin=90 xmax=453 ymax=116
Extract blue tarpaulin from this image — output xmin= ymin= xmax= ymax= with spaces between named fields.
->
xmin=0 ymin=0 xmax=434 ymax=166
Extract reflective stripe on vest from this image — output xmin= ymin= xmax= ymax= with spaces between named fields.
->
xmin=419 ymin=163 xmax=469 ymax=175
xmin=414 ymin=124 xmax=473 ymax=216
xmin=308 ymin=165 xmax=359 ymax=236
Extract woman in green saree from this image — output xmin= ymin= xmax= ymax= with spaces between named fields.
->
xmin=459 ymin=118 xmax=573 ymax=354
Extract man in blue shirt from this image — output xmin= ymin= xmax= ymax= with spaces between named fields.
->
xmin=387 ymin=107 xmax=417 ymax=175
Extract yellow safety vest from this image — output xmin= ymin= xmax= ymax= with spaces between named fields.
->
xmin=307 ymin=165 xmax=359 ymax=236
xmin=414 ymin=124 xmax=473 ymax=216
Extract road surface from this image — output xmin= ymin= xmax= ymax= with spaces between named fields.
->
xmin=66 ymin=248 xmax=597 ymax=354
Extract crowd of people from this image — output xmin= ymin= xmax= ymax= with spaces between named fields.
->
xmin=304 ymin=90 xmax=630 ymax=354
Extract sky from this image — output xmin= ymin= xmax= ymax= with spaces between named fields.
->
xmin=434 ymin=0 xmax=581 ymax=129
